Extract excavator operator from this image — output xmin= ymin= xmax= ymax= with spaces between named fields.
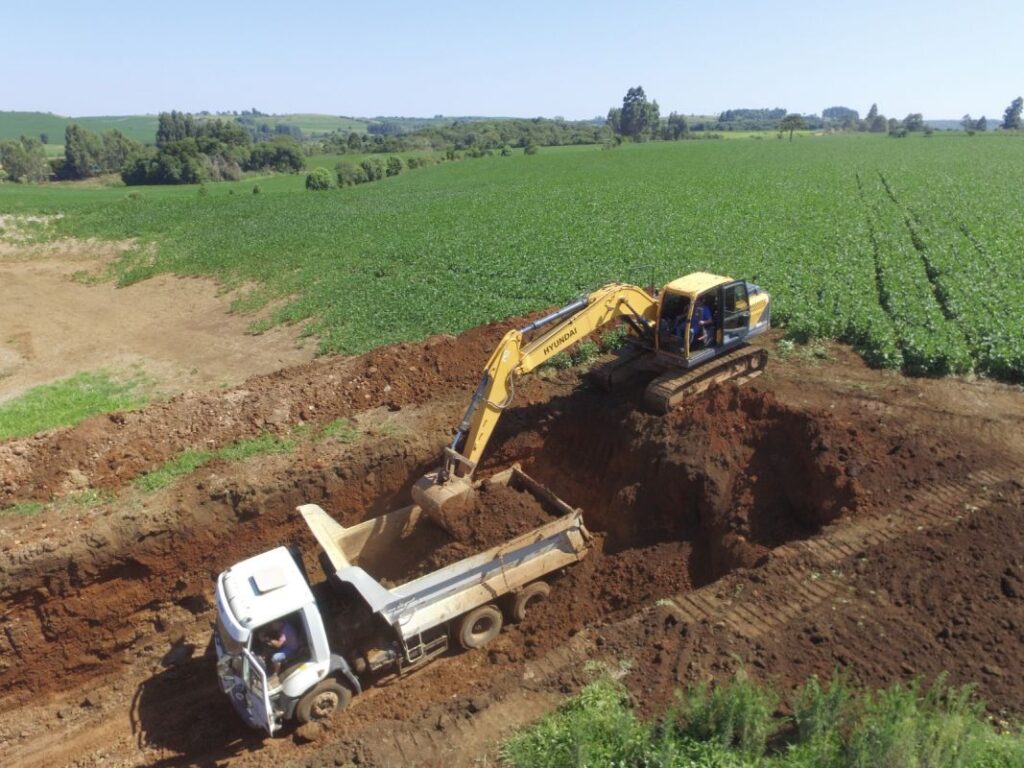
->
xmin=690 ymin=299 xmax=714 ymax=350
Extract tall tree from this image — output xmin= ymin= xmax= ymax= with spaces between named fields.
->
xmin=618 ymin=86 xmax=660 ymax=141
xmin=866 ymin=103 xmax=879 ymax=121
xmin=606 ymin=107 xmax=622 ymax=135
xmin=100 ymin=129 xmax=140 ymax=171
xmin=975 ymin=116 xmax=988 ymax=132
xmin=1002 ymin=97 xmax=1023 ymax=130
xmin=64 ymin=123 xmax=103 ymax=179
xmin=778 ymin=113 xmax=806 ymax=141
xmin=664 ymin=112 xmax=689 ymax=140
xmin=0 ymin=136 xmax=50 ymax=182
xmin=960 ymin=114 xmax=975 ymax=131
xmin=902 ymin=113 xmax=925 ymax=132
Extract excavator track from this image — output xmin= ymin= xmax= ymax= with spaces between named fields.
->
xmin=644 ymin=346 xmax=768 ymax=413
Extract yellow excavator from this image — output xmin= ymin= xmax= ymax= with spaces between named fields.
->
xmin=413 ymin=272 xmax=770 ymax=524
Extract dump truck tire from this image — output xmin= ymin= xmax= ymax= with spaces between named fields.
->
xmin=457 ymin=604 xmax=503 ymax=650
xmin=296 ymin=678 xmax=352 ymax=724
xmin=511 ymin=581 xmax=550 ymax=623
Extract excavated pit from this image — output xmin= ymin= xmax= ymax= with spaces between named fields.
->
xmin=0 ymin=382 xmax=863 ymax=720
xmin=468 ymin=383 xmax=864 ymax=649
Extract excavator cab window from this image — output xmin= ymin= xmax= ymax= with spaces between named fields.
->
xmin=723 ymin=282 xmax=750 ymax=332
xmin=657 ymin=293 xmax=690 ymax=353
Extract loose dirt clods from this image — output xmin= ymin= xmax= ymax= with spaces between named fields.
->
xmin=0 ymin=319 xmax=1022 ymax=768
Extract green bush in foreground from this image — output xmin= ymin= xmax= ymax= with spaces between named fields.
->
xmin=500 ymin=673 xmax=1024 ymax=768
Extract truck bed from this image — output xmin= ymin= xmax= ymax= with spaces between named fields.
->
xmin=299 ymin=466 xmax=590 ymax=641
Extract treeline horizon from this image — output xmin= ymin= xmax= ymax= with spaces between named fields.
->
xmin=1 ymin=95 xmax=1021 ymax=185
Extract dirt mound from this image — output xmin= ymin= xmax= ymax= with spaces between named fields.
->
xmin=0 ymin=315 xmax=531 ymax=504
xmin=446 ymin=481 xmax=555 ymax=545
xmin=367 ymin=481 xmax=562 ymax=585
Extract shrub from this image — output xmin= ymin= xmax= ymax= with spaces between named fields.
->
xmin=500 ymin=677 xmax=652 ymax=768
xmin=360 ymin=157 xmax=385 ymax=181
xmin=599 ymin=326 xmax=629 ymax=351
xmin=335 ymin=160 xmax=365 ymax=186
xmin=524 ymin=142 xmax=538 ymax=155
xmin=671 ymin=670 xmax=780 ymax=758
xmin=500 ymin=145 xmax=512 ymax=156
xmin=406 ymin=156 xmax=420 ymax=169
xmin=305 ymin=167 xmax=333 ymax=191
xmin=386 ymin=156 xmax=403 ymax=177
xmin=792 ymin=672 xmax=855 ymax=747
xmin=252 ymin=184 xmax=262 ymax=194
xmin=845 ymin=677 xmax=994 ymax=768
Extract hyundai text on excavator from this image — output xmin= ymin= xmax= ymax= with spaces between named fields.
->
xmin=413 ymin=272 xmax=770 ymax=524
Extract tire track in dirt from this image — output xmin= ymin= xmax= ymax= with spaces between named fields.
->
xmin=660 ymin=457 xmax=1018 ymax=636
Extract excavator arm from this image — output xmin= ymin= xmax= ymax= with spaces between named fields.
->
xmin=412 ymin=283 xmax=658 ymax=518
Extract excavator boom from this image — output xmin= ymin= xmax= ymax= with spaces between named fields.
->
xmin=412 ymin=273 xmax=770 ymax=528
xmin=412 ymin=283 xmax=658 ymax=518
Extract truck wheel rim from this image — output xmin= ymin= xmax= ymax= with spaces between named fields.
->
xmin=312 ymin=691 xmax=339 ymax=717
xmin=471 ymin=616 xmax=494 ymax=636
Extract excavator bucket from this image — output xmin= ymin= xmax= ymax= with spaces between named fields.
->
xmin=411 ymin=472 xmax=475 ymax=535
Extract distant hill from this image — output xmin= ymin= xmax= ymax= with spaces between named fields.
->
xmin=924 ymin=119 xmax=970 ymax=131
xmin=0 ymin=112 xmax=159 ymax=144
xmin=0 ymin=111 xmax=535 ymax=147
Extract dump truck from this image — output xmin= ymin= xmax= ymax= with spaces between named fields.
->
xmin=213 ymin=466 xmax=591 ymax=734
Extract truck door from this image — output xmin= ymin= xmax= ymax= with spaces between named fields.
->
xmin=241 ymin=647 xmax=276 ymax=734
xmin=721 ymin=281 xmax=751 ymax=347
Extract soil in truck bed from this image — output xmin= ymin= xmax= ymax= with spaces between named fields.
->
xmin=376 ymin=483 xmax=557 ymax=585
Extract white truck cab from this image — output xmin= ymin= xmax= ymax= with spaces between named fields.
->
xmin=213 ymin=546 xmax=360 ymax=734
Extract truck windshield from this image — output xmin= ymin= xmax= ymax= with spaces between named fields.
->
xmin=216 ymin=611 xmax=246 ymax=656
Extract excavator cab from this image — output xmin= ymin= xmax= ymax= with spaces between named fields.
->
xmin=654 ymin=275 xmax=764 ymax=361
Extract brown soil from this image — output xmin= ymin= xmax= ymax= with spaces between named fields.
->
xmin=0 ymin=242 xmax=315 ymax=406
xmin=0 ymin=318 xmax=1022 ymax=768
xmin=421 ymin=483 xmax=557 ymax=571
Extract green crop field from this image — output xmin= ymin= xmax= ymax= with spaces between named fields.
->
xmin=1 ymin=134 xmax=1022 ymax=380
xmin=0 ymin=111 xmax=160 ymax=144
xmin=240 ymin=114 xmax=369 ymax=136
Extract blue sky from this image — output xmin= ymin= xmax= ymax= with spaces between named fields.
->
xmin=3 ymin=0 xmax=1021 ymax=120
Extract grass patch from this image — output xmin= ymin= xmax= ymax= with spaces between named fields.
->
xmin=500 ymin=672 xmax=1024 ymax=768
xmin=0 ymin=501 xmax=44 ymax=517
xmin=134 ymin=449 xmax=215 ymax=492
xmin=217 ymin=432 xmax=294 ymax=460
xmin=0 ymin=371 xmax=147 ymax=440
xmin=776 ymin=338 xmax=831 ymax=362
xmin=134 ymin=432 xmax=296 ymax=492
xmin=318 ymin=417 xmax=359 ymax=443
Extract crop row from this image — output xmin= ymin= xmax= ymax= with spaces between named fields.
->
xmin=862 ymin=175 xmax=973 ymax=376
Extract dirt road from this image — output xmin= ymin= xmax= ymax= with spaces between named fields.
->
xmin=0 ymin=239 xmax=313 ymax=404
xmin=0 ymin=319 xmax=1021 ymax=767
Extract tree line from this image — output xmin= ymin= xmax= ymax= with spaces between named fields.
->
xmin=122 ymin=111 xmax=304 ymax=184
xmin=316 ymin=117 xmax=604 ymax=156
xmin=602 ymin=89 xmax=1024 ymax=142
xmin=0 ymin=111 xmax=306 ymax=184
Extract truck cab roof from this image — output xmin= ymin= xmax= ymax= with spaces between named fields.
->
xmin=216 ymin=546 xmax=314 ymax=643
